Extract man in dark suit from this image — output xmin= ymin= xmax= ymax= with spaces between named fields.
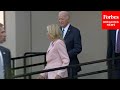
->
xmin=107 ymin=30 xmax=120 ymax=79
xmin=58 ymin=11 xmax=82 ymax=79
xmin=0 ymin=23 xmax=12 ymax=79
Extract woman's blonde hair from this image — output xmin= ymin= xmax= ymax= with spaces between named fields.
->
xmin=47 ymin=24 xmax=62 ymax=41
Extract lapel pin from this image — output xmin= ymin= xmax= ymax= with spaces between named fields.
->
xmin=3 ymin=52 xmax=6 ymax=54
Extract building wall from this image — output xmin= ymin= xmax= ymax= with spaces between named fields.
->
xmin=4 ymin=11 xmax=31 ymax=78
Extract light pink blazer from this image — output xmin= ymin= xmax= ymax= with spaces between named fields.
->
xmin=40 ymin=39 xmax=70 ymax=79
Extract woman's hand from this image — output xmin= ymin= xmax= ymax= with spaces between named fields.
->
xmin=55 ymin=75 xmax=62 ymax=79
xmin=36 ymin=75 xmax=45 ymax=79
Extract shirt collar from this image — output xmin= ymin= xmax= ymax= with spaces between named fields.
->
xmin=62 ymin=23 xmax=70 ymax=31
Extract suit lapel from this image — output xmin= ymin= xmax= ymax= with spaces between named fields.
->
xmin=112 ymin=30 xmax=116 ymax=47
xmin=1 ymin=51 xmax=6 ymax=60
xmin=47 ymin=42 xmax=54 ymax=53
xmin=0 ymin=46 xmax=6 ymax=66
xmin=64 ymin=25 xmax=72 ymax=40
xmin=110 ymin=30 xmax=116 ymax=53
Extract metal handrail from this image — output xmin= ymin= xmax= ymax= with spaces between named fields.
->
xmin=11 ymin=52 xmax=46 ymax=79
xmin=11 ymin=53 xmax=120 ymax=79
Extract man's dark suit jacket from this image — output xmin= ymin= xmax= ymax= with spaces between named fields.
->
xmin=62 ymin=25 xmax=82 ymax=74
xmin=107 ymin=30 xmax=120 ymax=79
xmin=107 ymin=30 xmax=116 ymax=59
xmin=0 ymin=46 xmax=12 ymax=79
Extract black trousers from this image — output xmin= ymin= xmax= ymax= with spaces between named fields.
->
xmin=108 ymin=53 xmax=120 ymax=79
xmin=67 ymin=67 xmax=78 ymax=79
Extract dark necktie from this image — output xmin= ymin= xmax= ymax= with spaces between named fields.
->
xmin=116 ymin=30 xmax=120 ymax=53
xmin=62 ymin=29 xmax=65 ymax=38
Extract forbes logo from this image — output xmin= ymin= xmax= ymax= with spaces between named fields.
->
xmin=102 ymin=11 xmax=120 ymax=30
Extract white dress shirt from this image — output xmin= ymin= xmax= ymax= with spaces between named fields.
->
xmin=0 ymin=51 xmax=4 ymax=79
xmin=62 ymin=23 xmax=70 ymax=38
xmin=116 ymin=29 xmax=119 ymax=45
xmin=115 ymin=29 xmax=120 ymax=53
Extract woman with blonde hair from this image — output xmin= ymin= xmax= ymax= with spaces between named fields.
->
xmin=37 ymin=24 xmax=70 ymax=79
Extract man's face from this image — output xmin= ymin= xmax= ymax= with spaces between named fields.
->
xmin=58 ymin=14 xmax=69 ymax=28
xmin=0 ymin=27 xmax=6 ymax=43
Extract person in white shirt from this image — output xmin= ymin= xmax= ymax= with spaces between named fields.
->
xmin=107 ymin=29 xmax=120 ymax=79
xmin=0 ymin=23 xmax=12 ymax=79
xmin=58 ymin=11 xmax=82 ymax=79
